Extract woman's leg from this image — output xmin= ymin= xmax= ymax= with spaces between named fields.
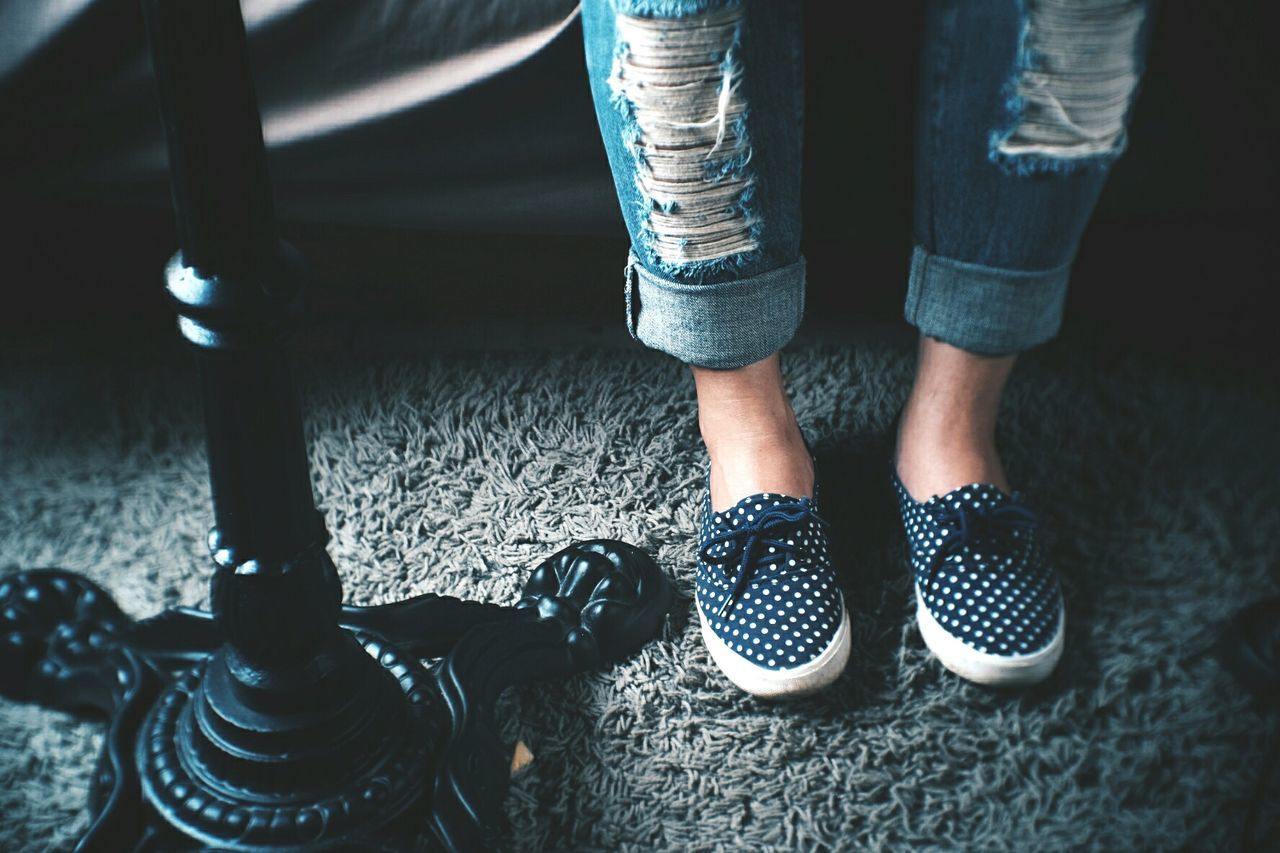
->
xmin=580 ymin=0 xmax=811 ymax=512
xmin=900 ymin=0 xmax=1153 ymax=501
xmin=582 ymin=0 xmax=849 ymax=698
xmin=896 ymin=0 xmax=1153 ymax=686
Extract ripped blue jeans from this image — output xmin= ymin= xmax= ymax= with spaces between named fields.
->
xmin=582 ymin=0 xmax=1153 ymax=367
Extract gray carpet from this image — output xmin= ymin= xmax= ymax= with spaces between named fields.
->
xmin=2 ymin=331 xmax=1277 ymax=850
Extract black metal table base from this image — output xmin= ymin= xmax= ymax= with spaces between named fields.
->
xmin=0 ymin=1 xmax=672 ymax=848
xmin=2 ymin=540 xmax=670 ymax=851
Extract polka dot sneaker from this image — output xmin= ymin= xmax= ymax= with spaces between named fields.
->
xmin=695 ymin=477 xmax=851 ymax=698
xmin=891 ymin=471 xmax=1064 ymax=686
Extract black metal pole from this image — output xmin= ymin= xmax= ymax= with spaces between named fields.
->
xmin=142 ymin=0 xmax=318 ymax=561
xmin=142 ymin=0 xmax=277 ymax=276
xmin=134 ymin=2 xmax=435 ymax=846
xmin=141 ymin=0 xmax=334 ymax=670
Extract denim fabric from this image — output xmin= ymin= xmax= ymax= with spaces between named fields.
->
xmin=904 ymin=247 xmax=1071 ymax=356
xmin=910 ymin=0 xmax=1153 ymax=355
xmin=584 ymin=0 xmax=1152 ymax=362
xmin=581 ymin=0 xmax=805 ymax=369
xmin=626 ymin=252 xmax=805 ymax=369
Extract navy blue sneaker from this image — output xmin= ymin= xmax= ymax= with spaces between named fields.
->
xmin=892 ymin=471 xmax=1064 ymax=685
xmin=695 ymin=476 xmax=850 ymax=698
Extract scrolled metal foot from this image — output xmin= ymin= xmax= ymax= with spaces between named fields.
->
xmin=516 ymin=538 xmax=673 ymax=667
xmin=2 ymin=540 xmax=672 ymax=852
xmin=340 ymin=594 xmax=525 ymax=660
xmin=0 ymin=570 xmax=159 ymax=851
xmin=0 ymin=569 xmax=133 ymax=708
xmin=430 ymin=539 xmax=672 ymax=850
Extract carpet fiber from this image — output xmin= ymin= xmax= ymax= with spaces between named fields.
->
xmin=2 ymin=332 xmax=1277 ymax=850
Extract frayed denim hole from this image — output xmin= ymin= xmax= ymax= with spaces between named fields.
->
xmin=989 ymin=0 xmax=1146 ymax=176
xmin=607 ymin=5 xmax=761 ymax=279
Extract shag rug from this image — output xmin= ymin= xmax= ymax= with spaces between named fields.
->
xmin=2 ymin=329 xmax=1277 ymax=850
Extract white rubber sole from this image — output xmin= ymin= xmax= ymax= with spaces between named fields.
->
xmin=699 ymin=605 xmax=851 ymax=699
xmin=915 ymin=588 xmax=1064 ymax=686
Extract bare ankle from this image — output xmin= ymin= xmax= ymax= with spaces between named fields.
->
xmin=707 ymin=440 xmax=814 ymax=512
xmin=690 ymin=353 xmax=814 ymax=510
xmin=693 ymin=353 xmax=799 ymax=449
xmin=896 ymin=336 xmax=1015 ymax=500
xmin=895 ymin=427 xmax=1008 ymax=502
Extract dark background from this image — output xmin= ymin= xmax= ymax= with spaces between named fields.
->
xmin=2 ymin=2 xmax=1276 ymax=372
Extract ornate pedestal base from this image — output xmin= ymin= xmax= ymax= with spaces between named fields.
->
xmin=1 ymin=540 xmax=670 ymax=851
xmin=0 ymin=2 xmax=672 ymax=848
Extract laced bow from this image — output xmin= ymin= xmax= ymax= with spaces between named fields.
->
xmin=924 ymin=497 xmax=1039 ymax=580
xmin=699 ymin=499 xmax=822 ymax=617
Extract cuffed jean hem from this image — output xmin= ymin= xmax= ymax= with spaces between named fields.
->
xmin=904 ymin=246 xmax=1070 ymax=356
xmin=625 ymin=252 xmax=806 ymax=369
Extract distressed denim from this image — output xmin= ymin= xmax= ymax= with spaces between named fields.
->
xmin=909 ymin=0 xmax=1153 ymax=354
xmin=583 ymin=0 xmax=1152 ymax=364
xmin=582 ymin=0 xmax=805 ymax=369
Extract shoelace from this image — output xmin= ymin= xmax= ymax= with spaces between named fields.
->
xmin=699 ymin=499 xmax=823 ymax=617
xmin=924 ymin=498 xmax=1040 ymax=582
